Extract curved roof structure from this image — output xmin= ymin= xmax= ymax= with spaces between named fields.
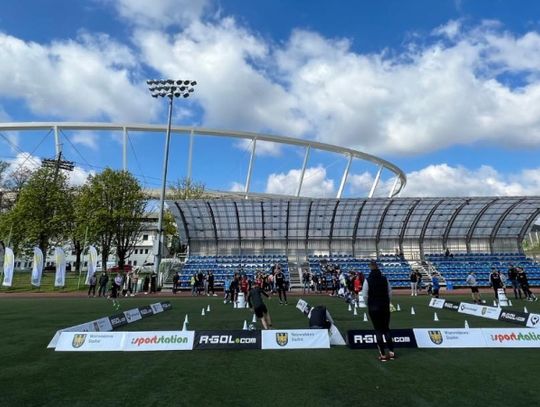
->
xmin=169 ymin=197 xmax=540 ymax=257
xmin=0 ymin=122 xmax=406 ymax=198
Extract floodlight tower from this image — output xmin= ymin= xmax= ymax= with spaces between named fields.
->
xmin=147 ymin=79 xmax=197 ymax=277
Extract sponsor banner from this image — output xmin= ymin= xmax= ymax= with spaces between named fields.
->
xmin=54 ymin=247 xmax=66 ymax=287
xmin=139 ymin=305 xmax=154 ymax=318
xmin=31 ymin=247 xmax=44 ymax=287
xmin=296 ymin=299 xmax=311 ymax=315
xmin=262 ymin=329 xmax=330 ymax=350
xmin=295 ymin=298 xmax=346 ymax=346
xmin=429 ymin=298 xmax=446 ymax=309
xmin=56 ymin=332 xmax=124 ymax=352
xmin=85 ymin=246 xmax=98 ymax=285
xmin=498 ymin=311 xmax=528 ymax=327
xmin=124 ymin=331 xmax=194 ymax=351
xmin=483 ymin=328 xmax=540 ymax=348
xmin=347 ymin=329 xmax=418 ymax=349
xmin=93 ymin=317 xmax=113 ymax=332
xmin=150 ymin=303 xmax=164 ymax=314
xmin=109 ymin=313 xmax=128 ymax=329
xmin=442 ymin=300 xmax=460 ymax=311
xmin=458 ymin=303 xmax=501 ymax=320
xmin=194 ymin=330 xmax=261 ymax=350
xmin=414 ymin=328 xmax=487 ymax=348
xmin=527 ymin=313 xmax=540 ymax=329
xmin=161 ymin=301 xmax=172 ymax=311
xmin=2 ymin=247 xmax=15 ymax=287
xmin=123 ymin=308 xmax=142 ymax=323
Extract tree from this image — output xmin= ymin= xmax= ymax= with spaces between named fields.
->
xmin=77 ymin=169 xmax=146 ymax=272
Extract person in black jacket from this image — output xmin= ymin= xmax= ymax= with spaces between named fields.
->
xmin=361 ymin=260 xmax=395 ymax=362
xmin=97 ymin=272 xmax=109 ymax=297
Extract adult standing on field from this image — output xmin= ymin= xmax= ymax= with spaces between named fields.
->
xmin=88 ymin=273 xmax=97 ymax=297
xmin=97 ymin=271 xmax=108 ymax=297
xmin=361 ymin=260 xmax=395 ymax=362
xmin=489 ymin=268 xmax=504 ymax=302
xmin=248 ymin=283 xmax=272 ymax=329
xmin=409 ymin=269 xmax=418 ymax=296
xmin=466 ymin=271 xmax=482 ymax=304
xmin=275 ymin=265 xmax=288 ymax=305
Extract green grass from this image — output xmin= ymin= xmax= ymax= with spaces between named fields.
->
xmin=0 ymin=271 xmax=87 ymax=292
xmin=0 ymin=294 xmax=539 ymax=407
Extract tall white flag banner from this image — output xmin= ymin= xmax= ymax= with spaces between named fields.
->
xmin=85 ymin=246 xmax=98 ymax=285
xmin=55 ymin=247 xmax=66 ymax=287
xmin=31 ymin=247 xmax=44 ymax=287
xmin=2 ymin=247 xmax=15 ymax=287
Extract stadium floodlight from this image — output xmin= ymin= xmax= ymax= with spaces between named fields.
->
xmin=147 ymin=78 xmax=197 ymax=277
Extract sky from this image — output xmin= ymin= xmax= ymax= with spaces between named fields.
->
xmin=1 ymin=0 xmax=540 ymax=198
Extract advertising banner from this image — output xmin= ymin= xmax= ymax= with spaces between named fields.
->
xmin=295 ymin=298 xmax=346 ymax=345
xmin=123 ymin=308 xmax=142 ymax=323
xmin=429 ymin=298 xmax=446 ymax=309
xmin=194 ymin=330 xmax=261 ymax=350
xmin=161 ymin=301 xmax=172 ymax=311
xmin=56 ymin=332 xmax=125 ymax=352
xmin=458 ymin=303 xmax=501 ymax=320
xmin=498 ymin=310 xmax=528 ymax=327
xmin=527 ymin=313 xmax=540 ymax=329
xmin=31 ymin=247 xmax=44 ymax=287
xmin=414 ymin=328 xmax=487 ymax=348
xmin=85 ymin=246 xmax=98 ymax=285
xmin=139 ymin=305 xmax=154 ymax=318
xmin=442 ymin=300 xmax=460 ymax=311
xmin=482 ymin=328 xmax=540 ymax=348
xmin=124 ymin=331 xmax=194 ymax=351
xmin=150 ymin=302 xmax=164 ymax=314
xmin=347 ymin=329 xmax=418 ymax=349
xmin=109 ymin=313 xmax=128 ymax=329
xmin=54 ymin=247 xmax=66 ymax=287
xmin=2 ymin=247 xmax=14 ymax=287
xmin=262 ymin=329 xmax=330 ymax=350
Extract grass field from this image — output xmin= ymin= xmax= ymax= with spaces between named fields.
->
xmin=1 ymin=271 xmax=86 ymax=292
xmin=1 ymin=293 xmax=539 ymax=407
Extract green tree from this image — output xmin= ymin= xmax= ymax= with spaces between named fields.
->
xmin=77 ymin=169 xmax=146 ymax=271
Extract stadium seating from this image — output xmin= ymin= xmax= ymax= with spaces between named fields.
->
xmin=426 ymin=253 xmax=540 ymax=287
xmin=173 ymin=254 xmax=289 ymax=289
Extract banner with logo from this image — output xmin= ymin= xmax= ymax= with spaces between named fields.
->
xmin=295 ymin=298 xmax=346 ymax=346
xmin=124 ymin=331 xmax=194 ymax=351
xmin=31 ymin=247 xmax=44 ymax=287
xmin=85 ymin=245 xmax=98 ymax=285
xmin=54 ymin=247 xmax=66 ymax=287
xmin=150 ymin=302 xmax=164 ymax=314
xmin=458 ymin=303 xmax=501 ymax=320
xmin=193 ymin=330 xmax=261 ymax=350
xmin=56 ymin=332 xmax=125 ymax=352
xmin=123 ymin=309 xmax=142 ymax=323
xmin=109 ymin=313 xmax=128 ymax=329
xmin=347 ymin=329 xmax=418 ymax=349
xmin=2 ymin=247 xmax=15 ymax=287
xmin=482 ymin=328 xmax=540 ymax=348
xmin=429 ymin=298 xmax=446 ymax=309
xmin=498 ymin=310 xmax=529 ymax=327
xmin=139 ymin=305 xmax=154 ymax=318
xmin=261 ymin=329 xmax=330 ymax=350
xmin=527 ymin=313 xmax=540 ymax=329
xmin=414 ymin=328 xmax=487 ymax=348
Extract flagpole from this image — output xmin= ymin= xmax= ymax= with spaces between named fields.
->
xmin=77 ymin=226 xmax=89 ymax=290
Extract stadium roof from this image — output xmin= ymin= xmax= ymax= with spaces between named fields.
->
xmin=168 ymin=197 xmax=540 ymax=255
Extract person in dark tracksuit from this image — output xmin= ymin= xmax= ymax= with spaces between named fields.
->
xmin=248 ymin=284 xmax=272 ymax=329
xmin=361 ymin=260 xmax=395 ymax=362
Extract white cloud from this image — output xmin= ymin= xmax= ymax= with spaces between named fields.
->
xmin=266 ymin=166 xmax=335 ymax=197
xmin=68 ymin=166 xmax=95 ymax=186
xmin=349 ymin=171 xmax=375 ymax=195
xmin=230 ymin=181 xmax=244 ymax=192
xmin=0 ymin=32 xmax=157 ymax=122
xmin=71 ymin=132 xmax=99 ymax=151
xmin=235 ymin=139 xmax=282 ymax=157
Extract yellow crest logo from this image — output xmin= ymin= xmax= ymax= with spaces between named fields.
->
xmin=72 ymin=334 xmax=87 ymax=348
xmin=428 ymin=330 xmax=443 ymax=345
xmin=276 ymin=332 xmax=288 ymax=347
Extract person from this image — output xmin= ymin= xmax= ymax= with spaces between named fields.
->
xmin=88 ymin=273 xmax=97 ymax=297
xmin=131 ymin=271 xmax=139 ymax=296
xmin=517 ymin=267 xmax=538 ymax=302
xmin=190 ymin=273 xmax=197 ymax=296
xmin=247 ymin=283 xmax=272 ymax=329
xmin=150 ymin=271 xmax=157 ymax=293
xmin=489 ymin=268 xmax=504 ymax=302
xmin=97 ymin=272 xmax=109 ymax=297
xmin=207 ymin=271 xmax=216 ymax=296
xmin=240 ymin=274 xmax=250 ymax=300
xmin=302 ymin=270 xmax=310 ymax=294
xmin=223 ymin=275 xmax=232 ymax=303
xmin=197 ymin=271 xmax=204 ymax=296
xmin=275 ymin=265 xmax=288 ymax=305
xmin=465 ymin=271 xmax=482 ymax=304
xmin=507 ymin=265 xmax=522 ymax=300
xmin=109 ymin=272 xmax=123 ymax=310
xmin=409 ymin=269 xmax=418 ymax=296
xmin=353 ymin=272 xmax=363 ymax=305
xmin=416 ymin=270 xmax=423 ymax=294
xmin=309 ymin=305 xmax=332 ymax=330
xmin=431 ymin=273 xmax=440 ymax=298
xmin=361 ymin=260 xmax=395 ymax=362
xmin=229 ymin=273 xmax=240 ymax=305
xmin=172 ymin=272 xmax=180 ymax=294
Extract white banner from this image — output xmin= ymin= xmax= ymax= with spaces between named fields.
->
xmin=482 ymin=328 xmax=540 ymax=348
xmin=262 ymin=329 xmax=330 ymax=350
xmin=414 ymin=328 xmax=487 ymax=348
xmin=54 ymin=247 xmax=66 ymax=287
xmin=31 ymin=247 xmax=44 ymax=287
xmin=429 ymin=298 xmax=446 ymax=309
xmin=458 ymin=302 xmax=501 ymax=320
xmin=85 ymin=246 xmax=98 ymax=285
xmin=56 ymin=332 xmax=125 ymax=352
xmin=150 ymin=303 xmax=164 ymax=314
xmin=123 ymin=308 xmax=142 ymax=323
xmin=2 ymin=247 xmax=15 ymax=287
xmin=527 ymin=313 xmax=540 ymax=329
xmin=124 ymin=331 xmax=194 ymax=351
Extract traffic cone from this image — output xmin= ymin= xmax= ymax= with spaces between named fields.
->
xmin=207 ymin=305 xmax=211 ymax=312
xmin=363 ymin=313 xmax=368 ymax=322
xmin=397 ymin=304 xmax=401 ymax=312
xmin=245 ymin=302 xmax=249 ymax=309
xmin=184 ymin=314 xmax=189 ymax=324
xmin=411 ymin=307 xmax=416 ymax=315
xmin=182 ymin=321 xmax=188 ymax=331
xmin=353 ymin=307 xmax=358 ymax=316
xmin=242 ymin=320 xmax=248 ymax=330
xmin=252 ymin=314 xmax=257 ymax=323
xmin=524 ymin=306 xmax=529 ymax=313
xmin=433 ymin=312 xmax=439 ymax=322
xmin=201 ymin=308 xmax=205 ymax=316
xmin=348 ymin=304 xmax=352 ymax=312
xmin=493 ymin=300 xmax=497 ymax=307
xmin=464 ymin=320 xmax=469 ymax=329
xmin=508 ymin=300 xmax=513 ymax=306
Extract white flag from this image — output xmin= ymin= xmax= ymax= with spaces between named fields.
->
xmin=85 ymin=246 xmax=98 ymax=285
xmin=2 ymin=247 xmax=15 ymax=287
xmin=31 ymin=247 xmax=44 ymax=287
xmin=54 ymin=247 xmax=66 ymax=287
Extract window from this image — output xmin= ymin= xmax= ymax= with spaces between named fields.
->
xmin=144 ymin=249 xmax=149 ymax=254
xmin=84 ymin=262 xmax=88 ymax=267
xmin=134 ymin=249 xmax=138 ymax=254
xmin=134 ymin=261 xmax=138 ymax=266
xmin=143 ymin=234 xmax=149 ymax=241
xmin=128 ymin=260 xmax=132 ymax=265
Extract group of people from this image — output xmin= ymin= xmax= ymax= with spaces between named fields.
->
xmin=185 ymin=270 xmax=217 ymax=296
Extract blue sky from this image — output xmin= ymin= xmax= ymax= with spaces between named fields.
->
xmin=1 ymin=0 xmax=540 ymax=197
